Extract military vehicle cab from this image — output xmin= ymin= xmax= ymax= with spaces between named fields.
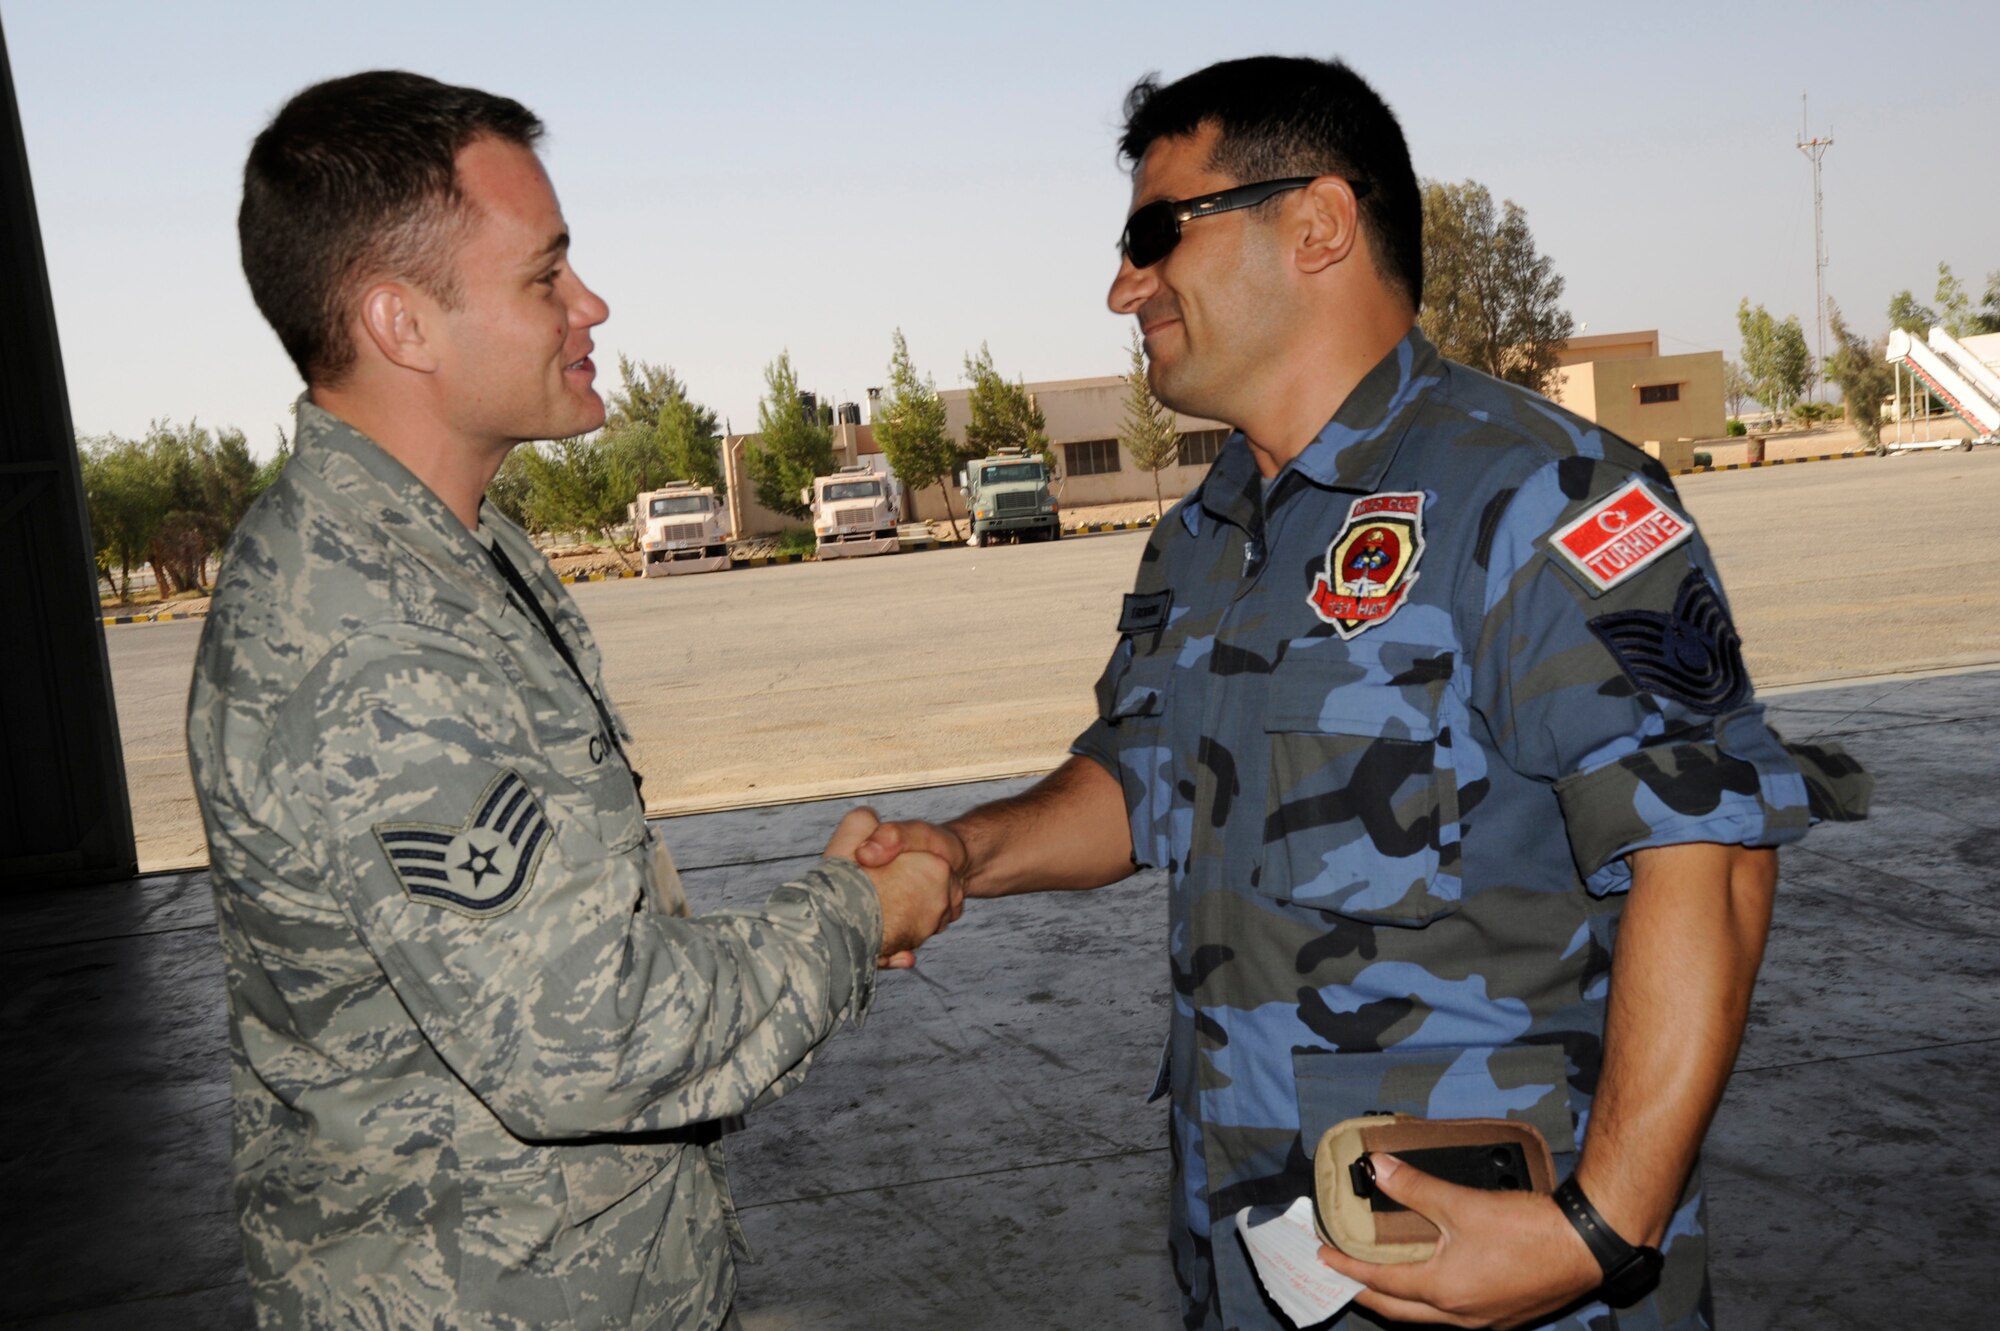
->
xmin=958 ymin=447 xmax=1059 ymax=547
xmin=636 ymin=482 xmax=731 ymax=576
xmin=803 ymin=462 xmax=901 ymax=560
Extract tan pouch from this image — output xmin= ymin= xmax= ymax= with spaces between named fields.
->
xmin=1312 ymin=1114 xmax=1556 ymax=1263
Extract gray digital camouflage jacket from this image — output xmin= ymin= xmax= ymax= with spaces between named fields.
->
xmin=187 ymin=400 xmax=882 ymax=1330
xmin=1074 ymin=331 xmax=1870 ymax=1331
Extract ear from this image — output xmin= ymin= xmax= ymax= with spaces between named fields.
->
xmin=1294 ymin=176 xmax=1363 ymax=276
xmin=354 ymin=282 xmax=441 ymax=374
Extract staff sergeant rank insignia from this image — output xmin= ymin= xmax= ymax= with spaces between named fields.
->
xmin=1308 ymin=491 xmax=1427 ymax=638
xmin=1548 ymin=477 xmax=1692 ymax=594
xmin=374 ymin=769 xmax=551 ymax=918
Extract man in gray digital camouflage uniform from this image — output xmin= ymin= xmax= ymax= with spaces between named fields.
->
xmin=860 ymin=57 xmax=1870 ymax=1330
xmin=187 ymin=71 xmax=955 ymax=1330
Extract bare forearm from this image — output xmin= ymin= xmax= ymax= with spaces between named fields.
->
xmin=950 ymin=754 xmax=1135 ymax=898
xmin=1578 ymin=842 xmax=1775 ymax=1245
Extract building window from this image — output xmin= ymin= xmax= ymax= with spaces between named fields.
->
xmin=1639 ymin=383 xmax=1681 ymax=405
xmin=1064 ymin=439 xmax=1122 ymax=476
xmin=1176 ymin=428 xmax=1228 ymax=467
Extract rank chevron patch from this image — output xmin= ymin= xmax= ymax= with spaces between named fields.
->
xmin=374 ymin=769 xmax=551 ymax=918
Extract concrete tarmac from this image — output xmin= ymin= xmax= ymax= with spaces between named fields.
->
xmin=108 ymin=449 xmax=2000 ymax=869
xmin=3 ymin=667 xmax=1995 ymax=1327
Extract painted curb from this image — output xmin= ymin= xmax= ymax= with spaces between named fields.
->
xmin=555 ymin=568 xmax=644 ymax=584
xmin=99 ymin=609 xmax=203 ymax=628
xmin=1670 ymin=449 xmax=1869 ymax=477
xmin=1061 ymin=515 xmax=1161 ymax=535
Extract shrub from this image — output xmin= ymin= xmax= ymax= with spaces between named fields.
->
xmin=774 ymin=527 xmax=818 ymax=558
xmin=1725 ymin=419 xmax=1747 ymax=437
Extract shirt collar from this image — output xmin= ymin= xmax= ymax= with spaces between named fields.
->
xmin=1289 ymin=326 xmax=1442 ymax=491
xmin=292 ymin=394 xmax=500 ymax=583
xmin=1195 ymin=327 xmax=1442 ymax=532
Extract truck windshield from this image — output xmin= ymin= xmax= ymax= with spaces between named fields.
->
xmin=824 ymin=481 xmax=881 ymax=501
xmin=649 ymin=496 xmax=709 ymax=517
xmin=978 ymin=463 xmax=1043 ymax=485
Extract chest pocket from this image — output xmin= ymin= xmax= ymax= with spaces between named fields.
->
xmin=1259 ymin=655 xmax=1462 ymax=925
xmin=545 ymin=727 xmax=648 ymax=857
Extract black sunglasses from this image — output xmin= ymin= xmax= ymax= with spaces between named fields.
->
xmin=1117 ymin=175 xmax=1372 ymax=269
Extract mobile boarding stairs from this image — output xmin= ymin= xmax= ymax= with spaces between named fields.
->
xmin=1884 ymin=326 xmax=2000 ymax=451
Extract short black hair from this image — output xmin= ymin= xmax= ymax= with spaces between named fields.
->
xmin=1118 ymin=56 xmax=1422 ymax=309
xmin=239 ymin=70 xmax=543 ymax=386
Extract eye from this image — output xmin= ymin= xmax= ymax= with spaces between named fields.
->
xmin=536 ymin=267 xmax=562 ymax=288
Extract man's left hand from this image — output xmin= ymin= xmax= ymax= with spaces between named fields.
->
xmin=1315 ymin=1153 xmax=1603 ymax=1329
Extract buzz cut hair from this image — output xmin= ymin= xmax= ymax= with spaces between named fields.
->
xmin=238 ymin=70 xmax=543 ymax=386
xmin=1117 ymin=56 xmax=1423 ymax=310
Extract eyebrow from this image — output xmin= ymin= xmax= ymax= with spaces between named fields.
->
xmin=529 ymin=231 xmax=570 ymax=266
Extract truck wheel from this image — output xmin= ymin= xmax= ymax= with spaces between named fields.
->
xmin=968 ymin=531 xmax=983 ymax=548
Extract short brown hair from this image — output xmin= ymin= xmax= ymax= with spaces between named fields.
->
xmin=239 ymin=70 xmax=543 ymax=385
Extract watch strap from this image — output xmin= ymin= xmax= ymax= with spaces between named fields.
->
xmin=1553 ymin=1177 xmax=1663 ymax=1307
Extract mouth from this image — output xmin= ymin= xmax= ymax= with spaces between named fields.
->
xmin=563 ymin=352 xmax=595 ymax=378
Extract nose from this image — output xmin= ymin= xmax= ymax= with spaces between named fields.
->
xmin=571 ymin=267 xmax=610 ymax=329
xmin=1107 ymin=252 xmax=1155 ymax=316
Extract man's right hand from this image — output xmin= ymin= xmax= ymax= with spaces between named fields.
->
xmin=825 ymin=809 xmax=961 ymax=967
xmin=856 ymin=820 xmax=970 ymax=888
xmin=856 ymin=820 xmax=971 ymax=969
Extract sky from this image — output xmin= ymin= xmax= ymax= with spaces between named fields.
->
xmin=7 ymin=0 xmax=1998 ymax=455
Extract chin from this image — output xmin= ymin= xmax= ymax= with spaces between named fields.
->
xmin=1147 ymin=364 xmax=1203 ymax=418
xmin=564 ymin=396 xmax=607 ymax=437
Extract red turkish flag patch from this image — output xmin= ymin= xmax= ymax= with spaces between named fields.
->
xmin=1548 ymin=478 xmax=1692 ymax=593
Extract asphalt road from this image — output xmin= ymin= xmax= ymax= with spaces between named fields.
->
xmin=109 ymin=449 xmax=2000 ymax=868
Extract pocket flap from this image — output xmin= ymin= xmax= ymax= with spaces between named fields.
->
xmin=1095 ymin=649 xmax=1173 ymax=721
xmin=1262 ymin=677 xmax=1440 ymax=740
xmin=1293 ymin=1042 xmax=1577 ymax=1157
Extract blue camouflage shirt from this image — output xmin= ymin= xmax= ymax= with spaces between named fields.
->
xmin=1073 ymin=330 xmax=1868 ymax=1331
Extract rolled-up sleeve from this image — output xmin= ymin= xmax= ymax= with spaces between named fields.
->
xmin=1470 ymin=461 xmax=1870 ymax=894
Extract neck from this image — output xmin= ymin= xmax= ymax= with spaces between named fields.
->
xmin=1237 ymin=301 xmax=1416 ymax=478
xmin=309 ymin=383 xmax=504 ymax=528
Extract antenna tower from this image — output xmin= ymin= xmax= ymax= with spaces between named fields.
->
xmin=1796 ymin=95 xmax=1833 ymax=401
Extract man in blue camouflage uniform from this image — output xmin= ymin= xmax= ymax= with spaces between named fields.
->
xmin=861 ymin=57 xmax=1868 ymax=1329
xmin=190 ymin=72 xmax=954 ymax=1329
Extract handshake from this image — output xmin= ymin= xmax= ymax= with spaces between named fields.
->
xmin=822 ymin=808 xmax=968 ymax=969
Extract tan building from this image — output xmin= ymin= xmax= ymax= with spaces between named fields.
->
xmin=920 ymin=375 xmax=1228 ymax=520
xmin=717 ymin=330 xmax=1731 ymax=538
xmin=1550 ymin=330 xmax=1726 ymax=454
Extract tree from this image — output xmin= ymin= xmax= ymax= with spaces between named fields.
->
xmin=76 ymin=419 xmax=283 ymax=599
xmin=1934 ymin=262 xmax=2000 ymax=338
xmin=513 ymin=436 xmax=628 ymax=541
xmin=961 ymin=343 xmax=1052 ymax=469
xmin=745 ymin=351 xmax=833 ymax=521
xmin=488 ymin=445 xmax=535 ymax=530
xmin=873 ymin=329 xmax=961 ymax=538
xmin=77 ymin=433 xmax=168 ymax=599
xmin=1887 ymin=289 xmax=1936 ymax=336
xmin=1822 ymin=302 xmax=1893 ymax=451
xmin=197 ymin=426 xmax=264 ymax=540
xmin=1736 ymin=299 xmax=1811 ymax=419
xmin=1418 ymin=179 xmax=1575 ymax=394
xmin=1117 ymin=329 xmax=1179 ymax=519
xmin=600 ymin=355 xmax=724 ymax=496
xmin=1722 ymin=359 xmax=1754 ymax=419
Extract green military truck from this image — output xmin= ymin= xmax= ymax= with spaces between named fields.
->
xmin=959 ymin=447 xmax=1060 ymax=547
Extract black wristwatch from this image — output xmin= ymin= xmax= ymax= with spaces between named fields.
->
xmin=1552 ymin=1177 xmax=1664 ymax=1308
